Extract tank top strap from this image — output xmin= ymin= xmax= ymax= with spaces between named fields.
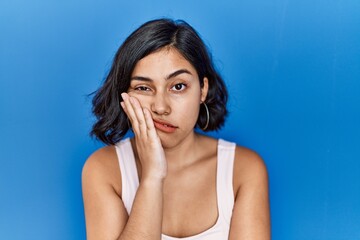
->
xmin=115 ymin=138 xmax=139 ymax=215
xmin=216 ymin=139 xmax=236 ymax=225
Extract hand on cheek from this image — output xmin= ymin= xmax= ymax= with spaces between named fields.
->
xmin=121 ymin=92 xmax=147 ymax=133
xmin=120 ymin=92 xmax=167 ymax=180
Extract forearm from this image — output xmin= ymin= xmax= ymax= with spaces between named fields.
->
xmin=118 ymin=178 xmax=164 ymax=240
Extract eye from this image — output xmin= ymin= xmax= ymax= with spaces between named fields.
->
xmin=135 ymin=86 xmax=151 ymax=91
xmin=171 ymin=83 xmax=187 ymax=92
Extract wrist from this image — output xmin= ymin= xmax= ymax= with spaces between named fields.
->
xmin=140 ymin=175 xmax=165 ymax=187
xmin=142 ymin=168 xmax=167 ymax=182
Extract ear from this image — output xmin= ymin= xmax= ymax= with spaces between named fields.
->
xmin=200 ymin=77 xmax=209 ymax=103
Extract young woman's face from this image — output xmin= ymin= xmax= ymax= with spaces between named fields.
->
xmin=127 ymin=47 xmax=208 ymax=148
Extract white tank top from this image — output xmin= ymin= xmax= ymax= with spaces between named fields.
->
xmin=115 ymin=138 xmax=236 ymax=240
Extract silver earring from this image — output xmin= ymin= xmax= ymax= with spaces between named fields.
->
xmin=201 ymin=102 xmax=209 ymax=131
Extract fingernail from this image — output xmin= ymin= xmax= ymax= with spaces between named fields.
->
xmin=120 ymin=101 xmax=125 ymax=108
xmin=121 ymin=93 xmax=127 ymax=100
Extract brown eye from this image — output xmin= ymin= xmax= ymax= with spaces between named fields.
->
xmin=135 ymin=86 xmax=150 ymax=91
xmin=171 ymin=83 xmax=187 ymax=92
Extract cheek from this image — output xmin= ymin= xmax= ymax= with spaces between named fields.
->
xmin=173 ymin=97 xmax=201 ymax=120
xmin=128 ymin=93 xmax=151 ymax=108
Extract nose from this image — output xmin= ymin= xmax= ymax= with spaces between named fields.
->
xmin=151 ymin=92 xmax=171 ymax=116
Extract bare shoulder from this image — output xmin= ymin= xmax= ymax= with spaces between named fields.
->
xmin=82 ymin=145 xmax=129 ymax=239
xmin=82 ymin=145 xmax=121 ymax=196
xmin=233 ymin=146 xmax=268 ymax=197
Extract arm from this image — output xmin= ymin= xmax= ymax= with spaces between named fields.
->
xmin=82 ymin=93 xmax=167 ymax=240
xmin=229 ymin=148 xmax=271 ymax=240
xmin=82 ymin=150 xmax=164 ymax=240
xmin=82 ymin=148 xmax=128 ymax=240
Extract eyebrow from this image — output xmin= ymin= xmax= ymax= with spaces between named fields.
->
xmin=131 ymin=69 xmax=192 ymax=82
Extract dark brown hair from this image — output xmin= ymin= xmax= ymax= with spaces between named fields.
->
xmin=91 ymin=18 xmax=228 ymax=145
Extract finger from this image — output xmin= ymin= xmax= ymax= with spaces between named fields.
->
xmin=120 ymin=101 xmax=126 ymax=112
xmin=143 ymin=107 xmax=159 ymax=140
xmin=130 ymin=96 xmax=148 ymax=136
xmin=121 ymin=93 xmax=139 ymax=133
xmin=120 ymin=101 xmax=131 ymax=128
xmin=120 ymin=100 xmax=129 ymax=118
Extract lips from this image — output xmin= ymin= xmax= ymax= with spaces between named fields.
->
xmin=153 ymin=119 xmax=178 ymax=133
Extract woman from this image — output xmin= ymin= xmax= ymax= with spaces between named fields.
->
xmin=82 ymin=18 xmax=270 ymax=240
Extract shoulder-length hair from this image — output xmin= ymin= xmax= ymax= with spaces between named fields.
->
xmin=91 ymin=18 xmax=228 ymax=145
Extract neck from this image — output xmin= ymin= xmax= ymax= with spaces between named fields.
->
xmin=163 ymin=132 xmax=201 ymax=171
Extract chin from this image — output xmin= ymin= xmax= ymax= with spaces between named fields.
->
xmin=157 ymin=129 xmax=194 ymax=149
xmin=158 ymin=135 xmax=178 ymax=149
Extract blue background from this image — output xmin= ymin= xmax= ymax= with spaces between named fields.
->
xmin=1 ymin=0 xmax=359 ymax=239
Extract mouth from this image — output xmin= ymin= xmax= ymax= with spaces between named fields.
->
xmin=153 ymin=119 xmax=178 ymax=133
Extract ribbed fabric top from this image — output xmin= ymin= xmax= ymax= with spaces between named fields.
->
xmin=115 ymin=138 xmax=236 ymax=240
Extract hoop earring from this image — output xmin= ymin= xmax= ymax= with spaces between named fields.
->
xmin=201 ymin=102 xmax=209 ymax=131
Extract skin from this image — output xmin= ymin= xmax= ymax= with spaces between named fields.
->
xmin=82 ymin=47 xmax=270 ymax=240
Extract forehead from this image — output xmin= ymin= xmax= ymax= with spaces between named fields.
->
xmin=131 ymin=47 xmax=197 ymax=78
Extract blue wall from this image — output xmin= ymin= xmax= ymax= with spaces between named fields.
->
xmin=1 ymin=1 xmax=359 ymax=239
